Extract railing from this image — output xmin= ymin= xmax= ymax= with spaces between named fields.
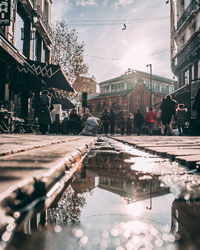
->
xmin=34 ymin=5 xmax=52 ymax=39
xmin=177 ymin=0 xmax=198 ymax=30
xmin=172 ymin=32 xmax=200 ymax=71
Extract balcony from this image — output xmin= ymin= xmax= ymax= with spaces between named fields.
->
xmin=172 ymin=32 xmax=200 ymax=73
xmin=20 ymin=1 xmax=52 ymax=44
xmin=33 ymin=5 xmax=52 ymax=44
xmin=177 ymin=0 xmax=198 ymax=30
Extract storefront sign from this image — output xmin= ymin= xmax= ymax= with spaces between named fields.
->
xmin=0 ymin=0 xmax=11 ymax=26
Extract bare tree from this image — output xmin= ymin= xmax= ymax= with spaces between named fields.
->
xmin=51 ymin=19 xmax=88 ymax=82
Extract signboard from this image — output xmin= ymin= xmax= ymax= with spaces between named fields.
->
xmin=0 ymin=0 xmax=11 ymax=26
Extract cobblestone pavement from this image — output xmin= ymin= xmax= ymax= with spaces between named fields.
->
xmin=112 ymin=135 xmax=200 ymax=168
xmin=0 ymin=134 xmax=97 ymax=208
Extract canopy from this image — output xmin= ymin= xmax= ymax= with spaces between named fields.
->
xmin=18 ymin=60 xmax=74 ymax=92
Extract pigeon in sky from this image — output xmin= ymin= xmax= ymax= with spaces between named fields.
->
xmin=122 ymin=24 xmax=127 ymax=30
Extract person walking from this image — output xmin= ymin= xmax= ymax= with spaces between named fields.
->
xmin=144 ymin=107 xmax=156 ymax=135
xmin=81 ymin=108 xmax=92 ymax=129
xmin=109 ymin=109 xmax=116 ymax=135
xmin=126 ymin=117 xmax=132 ymax=135
xmin=134 ymin=109 xmax=144 ymax=135
xmin=68 ymin=109 xmax=81 ymax=135
xmin=176 ymin=104 xmax=188 ymax=135
xmin=160 ymin=95 xmax=176 ymax=135
xmin=101 ymin=107 xmax=110 ymax=136
xmin=120 ymin=116 xmax=125 ymax=135
xmin=38 ymin=90 xmax=53 ymax=134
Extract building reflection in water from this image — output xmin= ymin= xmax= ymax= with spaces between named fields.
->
xmin=84 ymin=150 xmax=170 ymax=206
xmin=6 ymin=148 xmax=200 ymax=250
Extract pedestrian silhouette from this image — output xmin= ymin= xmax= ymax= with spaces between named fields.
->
xmin=160 ymin=95 xmax=176 ymax=135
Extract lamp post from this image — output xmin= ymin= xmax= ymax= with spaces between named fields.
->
xmin=146 ymin=64 xmax=152 ymax=108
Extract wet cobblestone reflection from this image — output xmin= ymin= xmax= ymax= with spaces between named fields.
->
xmin=5 ymin=137 xmax=200 ymax=250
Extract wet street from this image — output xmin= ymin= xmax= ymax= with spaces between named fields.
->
xmin=5 ymin=137 xmax=200 ymax=250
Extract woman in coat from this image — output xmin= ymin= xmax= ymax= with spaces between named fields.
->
xmin=68 ymin=109 xmax=82 ymax=135
xmin=176 ymin=104 xmax=188 ymax=135
xmin=38 ymin=90 xmax=53 ymax=134
xmin=109 ymin=109 xmax=116 ymax=135
xmin=101 ymin=107 xmax=110 ymax=136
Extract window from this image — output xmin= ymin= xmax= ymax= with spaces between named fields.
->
xmin=127 ymin=80 xmax=132 ymax=89
xmin=30 ymin=24 xmax=37 ymax=60
xmin=169 ymin=86 xmax=174 ymax=93
xmin=185 ymin=69 xmax=189 ymax=85
xmin=41 ymin=46 xmax=46 ymax=63
xmin=44 ymin=0 xmax=49 ymax=23
xmin=41 ymin=42 xmax=49 ymax=63
xmin=194 ymin=61 xmax=198 ymax=80
xmin=191 ymin=22 xmax=196 ymax=32
xmin=180 ymin=0 xmax=185 ymax=15
xmin=198 ymin=60 xmax=200 ymax=79
xmin=16 ymin=12 xmax=24 ymax=54
xmin=180 ymin=34 xmax=185 ymax=44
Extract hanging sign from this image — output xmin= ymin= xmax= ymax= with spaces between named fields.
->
xmin=0 ymin=0 xmax=11 ymax=26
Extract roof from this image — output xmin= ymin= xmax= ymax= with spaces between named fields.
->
xmin=99 ymin=69 xmax=176 ymax=85
xmin=89 ymin=90 xmax=131 ymax=100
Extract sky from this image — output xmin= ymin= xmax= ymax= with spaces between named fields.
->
xmin=52 ymin=0 xmax=173 ymax=83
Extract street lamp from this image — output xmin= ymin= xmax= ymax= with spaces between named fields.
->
xmin=146 ymin=64 xmax=152 ymax=107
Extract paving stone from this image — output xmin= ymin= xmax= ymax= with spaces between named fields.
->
xmin=113 ymin=135 xmax=200 ymax=168
xmin=0 ymin=135 xmax=97 ymax=201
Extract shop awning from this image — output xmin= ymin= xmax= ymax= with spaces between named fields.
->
xmin=18 ymin=60 xmax=74 ymax=92
xmin=52 ymin=97 xmax=75 ymax=110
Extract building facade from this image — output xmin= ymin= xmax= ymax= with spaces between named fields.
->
xmin=0 ymin=0 xmax=73 ymax=123
xmin=88 ymin=69 xmax=175 ymax=118
xmin=170 ymin=0 xmax=200 ymax=117
xmin=73 ymin=76 xmax=97 ymax=94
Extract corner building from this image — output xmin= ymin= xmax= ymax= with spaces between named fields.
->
xmin=88 ymin=69 xmax=175 ymax=118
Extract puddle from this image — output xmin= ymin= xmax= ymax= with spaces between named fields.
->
xmin=5 ymin=138 xmax=200 ymax=250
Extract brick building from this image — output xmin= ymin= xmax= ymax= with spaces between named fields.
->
xmin=88 ymin=69 xmax=175 ymax=118
xmin=73 ymin=76 xmax=97 ymax=94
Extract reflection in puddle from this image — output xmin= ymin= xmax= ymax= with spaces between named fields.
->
xmin=5 ymin=139 xmax=200 ymax=250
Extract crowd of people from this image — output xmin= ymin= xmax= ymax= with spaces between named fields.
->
xmin=37 ymin=90 xmax=189 ymax=136
xmin=99 ymin=95 xmax=189 ymax=136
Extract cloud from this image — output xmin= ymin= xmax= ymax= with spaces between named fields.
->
xmin=103 ymin=0 xmax=109 ymax=6
xmin=51 ymin=0 xmax=172 ymax=82
xmin=51 ymin=0 xmax=73 ymax=23
xmin=114 ymin=0 xmax=134 ymax=8
xmin=75 ymin=0 xmax=98 ymax=7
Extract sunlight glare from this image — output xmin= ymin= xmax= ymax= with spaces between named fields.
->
xmin=119 ymin=41 xmax=150 ymax=71
xmin=126 ymin=201 xmax=145 ymax=217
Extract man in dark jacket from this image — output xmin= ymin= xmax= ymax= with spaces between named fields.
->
xmin=160 ymin=95 xmax=176 ymax=135
xmin=134 ymin=109 xmax=144 ymax=135
xmin=109 ymin=109 xmax=116 ymax=135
